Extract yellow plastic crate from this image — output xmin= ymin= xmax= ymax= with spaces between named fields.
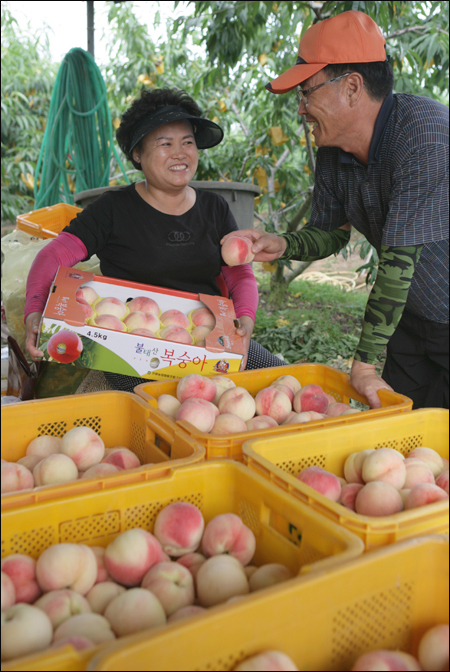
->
xmin=134 ymin=363 xmax=412 ymax=461
xmin=1 ymin=391 xmax=205 ymax=511
xmin=243 ymin=408 xmax=449 ymax=551
xmin=82 ymin=536 xmax=449 ymax=671
xmin=0 ymin=461 xmax=364 ymax=671
xmin=15 ymin=203 xmax=82 ymax=239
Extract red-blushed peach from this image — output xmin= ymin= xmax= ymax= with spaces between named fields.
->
xmin=89 ymin=546 xmax=110 ymax=584
xmin=418 ymin=623 xmax=449 ymax=671
xmin=296 ymin=466 xmax=341 ymax=502
xmin=104 ymin=529 xmax=164 ymax=587
xmin=222 ymin=236 xmax=255 ymax=266
xmin=293 ymin=384 xmax=329 ymax=414
xmin=60 ymin=426 xmax=105 ymax=471
xmin=326 ymin=403 xmax=352 ymax=417
xmin=157 ymin=394 xmax=181 ymax=420
xmin=95 ymin=297 xmax=127 ymax=319
xmin=76 ymin=285 xmax=98 ymax=305
xmin=103 ymin=587 xmax=166 ymax=636
xmin=141 ymin=561 xmax=195 ymax=617
xmin=436 ymin=470 xmax=449 ymax=495
xmin=177 ymin=374 xmax=217 ymax=404
xmin=1 ymin=554 xmax=42 ymax=604
xmin=26 ymin=435 xmax=62 ymax=458
xmin=53 ymin=612 xmax=116 ymax=645
xmin=126 ymin=296 xmax=160 ymax=316
xmin=160 ymin=309 xmax=190 ymax=329
xmin=273 ymin=375 xmax=302 ymax=395
xmin=77 ymin=299 xmax=94 ymax=319
xmin=234 ymin=650 xmax=299 ymax=671
xmin=404 ymin=483 xmax=449 ymax=510
xmin=351 ymin=650 xmax=422 ymax=671
xmin=210 ymin=376 xmax=237 ymax=405
xmin=167 ymin=605 xmax=207 ymax=623
xmin=281 ymin=411 xmax=298 ymax=425
xmin=362 ymin=448 xmax=406 ymax=490
xmin=91 ymin=314 xmax=126 ymax=331
xmin=399 ymin=489 xmax=411 ymax=507
xmin=160 ymin=325 xmax=193 ymax=344
xmin=81 ymin=463 xmax=119 ymax=479
xmin=33 ymin=454 xmax=78 ymax=486
xmin=211 ymin=414 xmax=248 ymax=435
xmin=1 ymin=462 xmax=34 ymax=494
xmin=176 ymin=399 xmax=216 ymax=433
xmin=195 ymin=398 xmax=220 ymax=418
xmin=33 ymin=589 xmax=91 ymax=629
xmin=130 ymin=328 xmax=157 ymax=338
xmin=196 ymin=555 xmax=249 ymax=607
xmin=176 ymin=553 xmax=207 ymax=584
xmin=248 ymin=564 xmax=294 ymax=592
xmin=124 ymin=311 xmax=160 ymax=333
xmin=85 ymin=582 xmax=126 ymax=615
xmin=408 ymin=447 xmax=444 ymax=478
xmin=270 ymin=383 xmax=294 ymax=405
xmin=344 ymin=450 xmax=376 ymax=484
xmin=339 ymin=483 xmax=364 ymax=511
xmin=201 ymin=513 xmax=256 ymax=566
xmin=0 ymin=603 xmax=53 ymax=661
xmin=50 ymin=636 xmax=94 ymax=651
xmin=218 ymin=387 xmax=256 ymax=422
xmin=17 ymin=455 xmax=42 ymax=471
xmin=355 ymin=482 xmax=403 ymax=517
xmin=192 ymin=325 xmax=212 ymax=342
xmin=36 ymin=544 xmax=97 ymax=595
xmin=255 ymin=387 xmax=292 ymax=424
xmin=191 ymin=307 xmax=216 ymax=329
xmin=403 ymin=458 xmax=435 ymax=489
xmin=246 ymin=415 xmax=279 ymax=431
xmin=101 ymin=448 xmax=140 ymax=471
xmin=154 ymin=502 xmax=205 ymax=557
xmin=47 ymin=330 xmax=83 ymax=363
xmin=1 ymin=571 xmax=16 ymax=610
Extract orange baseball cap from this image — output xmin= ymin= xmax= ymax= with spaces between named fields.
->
xmin=266 ymin=11 xmax=387 ymax=94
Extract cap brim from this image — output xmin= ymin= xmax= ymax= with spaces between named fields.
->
xmin=129 ymin=111 xmax=224 ymax=153
xmin=266 ymin=62 xmax=327 ymax=94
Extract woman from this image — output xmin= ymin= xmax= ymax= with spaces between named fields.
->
xmin=25 ymin=88 xmax=285 ymax=392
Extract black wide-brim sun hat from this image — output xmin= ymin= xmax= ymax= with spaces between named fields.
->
xmin=128 ymin=105 xmax=224 ymax=153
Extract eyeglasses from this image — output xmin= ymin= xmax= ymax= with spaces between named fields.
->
xmin=297 ymin=73 xmax=350 ymax=106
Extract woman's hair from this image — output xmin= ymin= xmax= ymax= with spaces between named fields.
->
xmin=322 ymin=61 xmax=394 ymax=101
xmin=116 ymin=88 xmax=203 ymax=170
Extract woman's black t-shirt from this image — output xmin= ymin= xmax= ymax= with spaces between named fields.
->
xmin=63 ymin=184 xmax=239 ymax=295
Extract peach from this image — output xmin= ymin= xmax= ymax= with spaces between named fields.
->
xmin=1 ymin=462 xmax=34 ymax=494
xmin=362 ymin=448 xmax=406 ymax=490
xmin=124 ymin=311 xmax=160 ymax=333
xmin=441 ymin=458 xmax=450 ymax=473
xmin=210 ymin=376 xmax=236 ymax=405
xmin=33 ymin=454 xmax=78 ymax=486
xmin=90 ymin=546 xmax=110 ymax=584
xmin=141 ymin=561 xmax=195 ymax=617
xmin=293 ymin=384 xmax=328 ymax=414
xmin=403 ymin=458 xmax=435 ymax=489
xmin=160 ymin=309 xmax=190 ymax=329
xmin=244 ymin=565 xmax=258 ymax=580
xmin=36 ymin=544 xmax=97 ymax=595
xmin=436 ymin=470 xmax=449 ymax=495
xmin=211 ymin=414 xmax=248 ymax=435
xmin=53 ymin=612 xmax=115 ymax=645
xmin=272 ymin=375 xmax=302 ymax=395
xmin=418 ymin=623 xmax=449 ymax=671
xmin=271 ymin=383 xmax=294 ymax=405
xmin=193 ymin=398 xmax=219 ymax=417
xmin=1 ymin=603 xmax=53 ymax=661
xmin=126 ymin=296 xmax=160 ymax=315
xmin=50 ymin=636 xmax=94 ymax=651
xmin=344 ymin=450 xmax=376 ymax=484
xmin=103 ymin=587 xmax=166 ymax=636
xmin=176 ymin=552 xmax=207 ymax=582
xmin=104 ymin=528 xmax=164 ymax=587
xmin=60 ymin=426 xmax=105 ymax=471
xmin=85 ymin=582 xmax=126 ymax=614
xmin=33 ymin=589 xmax=91 ymax=629
xmin=281 ymin=410 xmax=300 ymax=425
xmin=338 ymin=477 xmax=348 ymax=488
xmin=1 ymin=572 xmax=16 ymax=611
xmin=341 ymin=408 xmax=362 ymax=415
xmin=326 ymin=402 xmax=352 ymax=417
xmin=246 ymin=415 xmax=279 ymax=431
xmin=339 ymin=483 xmax=364 ymax=511
xmin=297 ymin=466 xmax=341 ymax=502
xmin=234 ymin=651 xmax=299 ymax=671
xmin=157 ymin=394 xmax=181 ymax=420
xmin=218 ymin=387 xmax=256 ymax=422
xmin=101 ymin=448 xmax=140 ymax=470
xmin=130 ymin=328 xmax=157 ymax=337
xmin=77 ymin=299 xmax=94 ymax=319
xmin=248 ymin=564 xmax=294 ymax=592
xmin=91 ymin=314 xmax=126 ymax=331
xmin=191 ymin=307 xmax=216 ymax=329
xmin=160 ymin=325 xmax=193 ymax=344
xmin=167 ymin=605 xmax=206 ymax=623
xmin=202 ymin=513 xmax=256 ymax=565
xmin=95 ymin=297 xmax=127 ymax=319
xmin=351 ymin=650 xmax=422 ymax=671
xmin=1 ymin=554 xmax=42 ymax=604
xmin=285 ymin=411 xmax=319 ymax=425
xmin=404 ymin=483 xmax=449 ymax=510
xmin=192 ymin=325 xmax=212 ymax=342
xmin=196 ymin=555 xmax=250 ymax=607
xmin=176 ymin=399 xmax=216 ymax=433
xmin=355 ymin=482 xmax=403 ymax=517
xmin=17 ymin=455 xmax=42 ymax=471
xmin=408 ymin=447 xmax=444 ymax=478
xmin=26 ymin=435 xmax=62 ymax=458
xmin=76 ymin=285 xmax=98 ymax=305
xmin=177 ymin=374 xmax=217 ymax=404
xmin=81 ymin=463 xmax=119 ymax=479
xmin=399 ymin=489 xmax=411 ymax=506
xmin=47 ymin=329 xmax=83 ymax=363
xmin=154 ymin=502 xmax=205 ymax=557
xmin=221 ymin=236 xmax=255 ymax=266
xmin=254 ymin=387 xmax=292 ymax=424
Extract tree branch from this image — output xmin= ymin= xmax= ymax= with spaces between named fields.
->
xmin=386 ymin=25 xmax=427 ymax=39
xmin=231 ymin=102 xmax=249 ymax=137
xmin=286 ymin=260 xmax=314 ymax=283
xmin=287 ymin=192 xmax=313 ymax=233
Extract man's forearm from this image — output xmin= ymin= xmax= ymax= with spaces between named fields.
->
xmin=279 ymin=226 xmax=350 ymax=261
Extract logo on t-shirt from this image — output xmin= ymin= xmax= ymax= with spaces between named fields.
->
xmin=168 ymin=231 xmax=191 ymax=243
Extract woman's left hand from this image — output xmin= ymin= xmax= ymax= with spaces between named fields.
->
xmin=235 ymin=315 xmax=254 ymax=370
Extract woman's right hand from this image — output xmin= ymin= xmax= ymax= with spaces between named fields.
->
xmin=25 ymin=312 xmax=44 ymax=360
xmin=220 ymin=229 xmax=287 ymax=263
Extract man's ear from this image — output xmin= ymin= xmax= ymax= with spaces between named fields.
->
xmin=346 ymin=72 xmax=364 ymax=107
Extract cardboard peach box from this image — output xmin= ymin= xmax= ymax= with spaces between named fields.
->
xmin=37 ymin=266 xmax=244 ymax=380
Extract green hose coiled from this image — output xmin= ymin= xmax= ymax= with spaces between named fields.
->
xmin=34 ymin=47 xmax=129 ymax=208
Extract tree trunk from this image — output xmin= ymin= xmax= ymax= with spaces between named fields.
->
xmin=267 ymin=263 xmax=289 ymax=309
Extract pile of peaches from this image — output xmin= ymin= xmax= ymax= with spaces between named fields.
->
xmin=76 ymin=286 xmax=216 ymax=345
xmin=1 ymin=428 xmax=141 ymax=495
xmin=296 ymin=446 xmax=448 ymax=517
xmin=1 ymin=503 xmax=296 ymax=662
xmin=156 ymin=372 xmax=360 ymax=435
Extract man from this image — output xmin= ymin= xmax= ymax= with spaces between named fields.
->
xmin=223 ymin=10 xmax=449 ymax=409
